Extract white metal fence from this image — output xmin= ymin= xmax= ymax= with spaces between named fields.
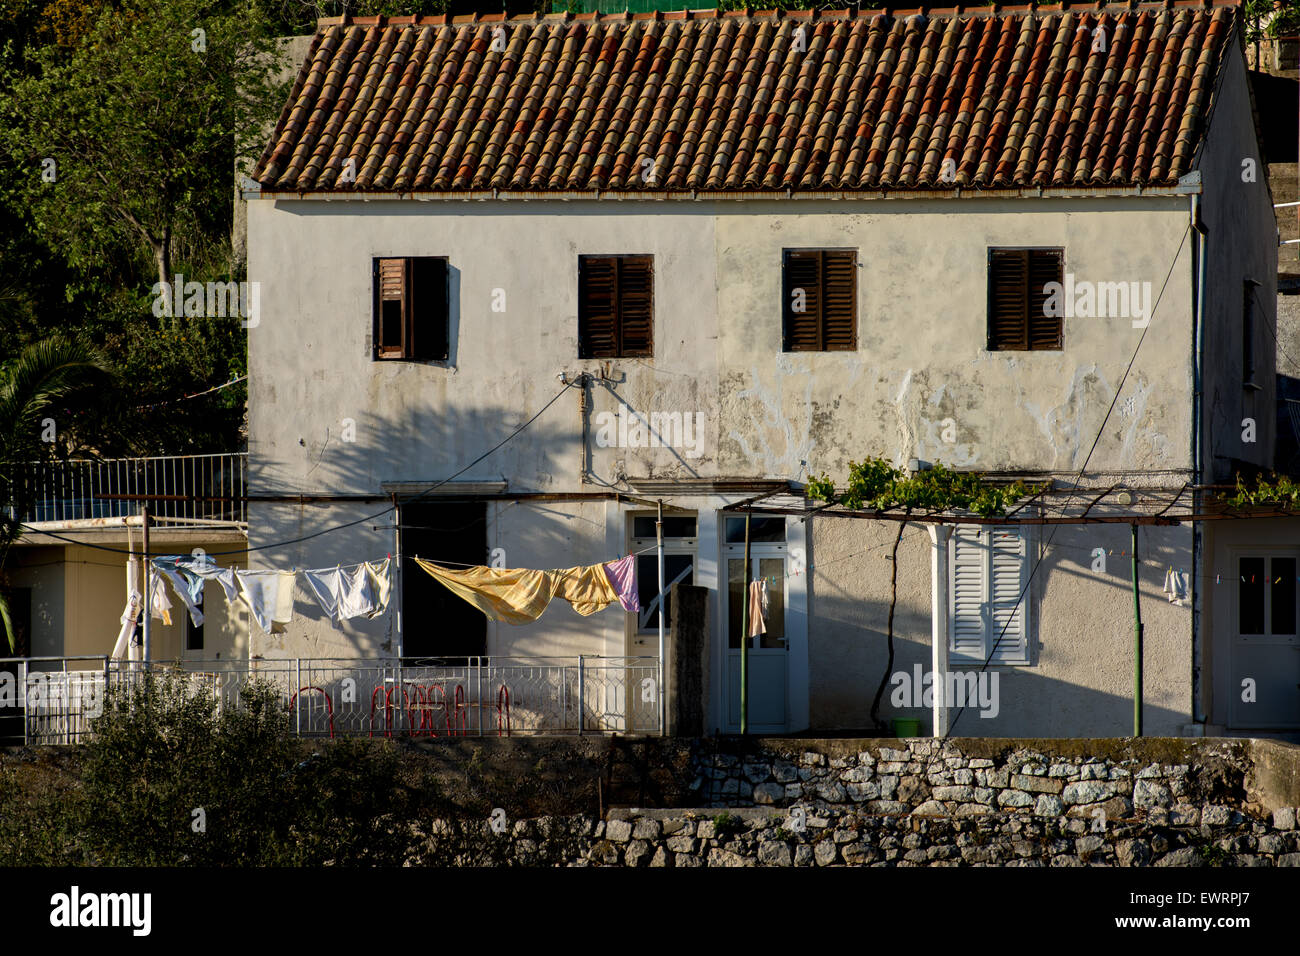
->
xmin=7 ymin=452 xmax=246 ymax=524
xmin=0 ymin=656 xmax=661 ymax=745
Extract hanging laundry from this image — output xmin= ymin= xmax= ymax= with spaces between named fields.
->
xmin=413 ymin=559 xmax=620 ymax=625
xmin=748 ymin=578 xmax=769 ymax=637
xmin=147 ymin=570 xmax=172 ymax=626
xmin=152 ymin=556 xmax=205 ymax=628
xmin=112 ymin=557 xmax=143 ymax=659
xmin=602 ymin=555 xmax=640 ymax=613
xmin=235 ymin=570 xmax=296 ymax=633
xmin=178 ymin=558 xmax=240 ymax=605
xmin=363 ymin=559 xmax=391 ymax=619
xmin=1163 ymin=569 xmax=1190 ymax=606
xmin=302 ymin=561 xmax=387 ymax=622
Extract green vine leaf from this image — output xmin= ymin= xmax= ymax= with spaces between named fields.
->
xmin=807 ymin=457 xmax=1037 ymax=518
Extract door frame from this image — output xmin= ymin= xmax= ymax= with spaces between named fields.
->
xmin=1227 ymin=545 xmax=1300 ymax=730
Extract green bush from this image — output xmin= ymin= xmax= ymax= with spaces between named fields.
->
xmin=1 ymin=673 xmax=424 ymax=865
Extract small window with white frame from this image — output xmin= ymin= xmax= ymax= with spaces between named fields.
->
xmin=723 ymin=516 xmax=788 ymax=650
xmin=949 ymin=525 xmax=1031 ymax=665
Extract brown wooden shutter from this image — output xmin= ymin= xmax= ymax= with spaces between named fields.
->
xmin=988 ymin=249 xmax=1029 ymax=351
xmin=1027 ymin=250 xmax=1063 ymax=350
xmin=822 ymin=250 xmax=857 ymax=351
xmin=579 ymin=256 xmax=619 ymax=358
xmin=375 ymin=257 xmax=409 ymax=358
xmin=784 ymin=251 xmax=822 ymax=351
xmin=410 ymin=257 xmax=449 ymax=361
xmin=989 ymin=249 xmax=1063 ymax=351
xmin=617 ymin=255 xmax=653 ymax=357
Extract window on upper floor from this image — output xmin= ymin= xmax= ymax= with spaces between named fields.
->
xmin=373 ymin=257 xmax=449 ymax=361
xmin=950 ymin=526 xmax=1031 ymax=666
xmin=782 ymin=249 xmax=856 ymax=352
xmin=987 ymin=248 xmax=1063 ymax=351
xmin=1243 ymin=278 xmax=1260 ymax=389
xmin=578 ymin=255 xmax=654 ymax=359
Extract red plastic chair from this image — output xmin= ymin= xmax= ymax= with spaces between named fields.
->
xmin=290 ymin=686 xmax=335 ymax=739
xmin=496 ymin=684 xmax=511 ymax=737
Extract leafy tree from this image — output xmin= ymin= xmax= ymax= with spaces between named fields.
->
xmin=1 ymin=0 xmax=288 ymax=289
xmin=808 ymin=457 xmax=1034 ymax=730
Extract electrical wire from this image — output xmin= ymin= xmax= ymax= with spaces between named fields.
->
xmin=946 ymin=224 xmax=1192 ymax=737
xmin=16 ymin=381 xmax=579 ymax=559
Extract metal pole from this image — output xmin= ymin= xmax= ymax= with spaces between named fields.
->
xmin=393 ymin=493 xmax=403 ymax=660
xmin=578 ymin=654 xmax=585 ymax=736
xmin=741 ymin=511 xmax=750 ymax=736
xmin=656 ymin=500 xmax=665 ymax=737
xmin=1132 ymin=524 xmax=1144 ymax=737
xmin=295 ymin=658 xmax=302 ymax=737
xmin=141 ymin=506 xmax=151 ymax=669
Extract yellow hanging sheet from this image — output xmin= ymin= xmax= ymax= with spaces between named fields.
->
xmin=413 ymin=559 xmax=619 ymax=625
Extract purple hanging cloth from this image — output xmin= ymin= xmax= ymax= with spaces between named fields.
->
xmin=603 ymin=554 xmax=640 ymax=613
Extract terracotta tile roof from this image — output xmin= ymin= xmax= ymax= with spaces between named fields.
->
xmin=253 ymin=3 xmax=1239 ymax=195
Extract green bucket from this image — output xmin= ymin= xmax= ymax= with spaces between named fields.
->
xmin=892 ymin=718 xmax=922 ymax=738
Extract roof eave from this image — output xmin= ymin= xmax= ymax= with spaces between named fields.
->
xmin=250 ymin=185 xmax=1199 ymax=202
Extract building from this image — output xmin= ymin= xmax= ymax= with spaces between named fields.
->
xmin=238 ymin=0 xmax=1283 ymax=737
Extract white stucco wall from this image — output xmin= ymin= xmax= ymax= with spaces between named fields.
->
xmin=246 ymin=193 xmax=1210 ymax=734
xmin=246 ymin=196 xmax=1197 ymax=497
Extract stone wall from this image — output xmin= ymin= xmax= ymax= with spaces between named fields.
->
xmin=416 ymin=738 xmax=1300 ymax=867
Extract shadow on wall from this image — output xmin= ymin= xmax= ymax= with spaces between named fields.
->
xmin=805 ymin=523 xmax=1195 ymax=738
xmin=246 ymin=401 xmax=614 ymax=655
xmin=249 ymin=398 xmax=575 ymax=498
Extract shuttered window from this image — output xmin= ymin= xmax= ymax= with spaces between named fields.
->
xmin=987 ymin=248 xmax=1063 ymax=351
xmin=578 ymin=255 xmax=653 ymax=359
xmin=949 ymin=526 xmax=1030 ymax=665
xmin=373 ymin=257 xmax=450 ymax=361
xmin=782 ymin=249 xmax=857 ymax=352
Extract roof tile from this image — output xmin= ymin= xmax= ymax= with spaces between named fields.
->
xmin=253 ymin=3 xmax=1241 ymax=194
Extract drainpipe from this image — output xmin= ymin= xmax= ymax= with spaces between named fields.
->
xmin=1132 ymin=523 xmax=1143 ymax=737
xmin=578 ymin=373 xmax=589 ymax=485
xmin=1190 ymin=193 xmax=1209 ymax=728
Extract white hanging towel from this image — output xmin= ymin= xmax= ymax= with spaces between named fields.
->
xmin=302 ymin=563 xmax=380 ymax=622
xmin=301 ymin=567 xmax=345 ymax=620
xmin=148 ymin=572 xmax=172 ymax=626
xmin=179 ymin=559 xmax=239 ymax=604
xmin=153 ymin=562 xmax=204 ymax=629
xmin=235 ymin=570 xmax=296 ymax=633
xmin=1163 ymin=569 xmax=1189 ymax=606
xmin=364 ymin=558 xmax=392 ymax=619
xmin=111 ymin=557 xmax=143 ymax=660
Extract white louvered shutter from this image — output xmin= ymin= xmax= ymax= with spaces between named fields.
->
xmin=949 ymin=526 xmax=986 ymax=660
xmin=988 ymin=528 xmax=1029 ymax=664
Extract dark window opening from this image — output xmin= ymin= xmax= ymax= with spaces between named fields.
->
xmin=578 ymin=255 xmax=654 ymax=358
xmin=373 ymin=256 xmax=449 ymax=361
xmin=631 ymin=516 xmax=697 ymax=538
xmin=782 ymin=249 xmax=857 ymax=352
xmin=1243 ymin=279 xmax=1259 ymax=388
xmin=185 ymin=597 xmax=204 ymax=651
xmin=987 ymin=248 xmax=1064 ymax=351
xmin=401 ymin=501 xmax=487 ymax=663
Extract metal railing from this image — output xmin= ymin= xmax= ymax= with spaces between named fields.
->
xmin=7 ymin=453 xmax=247 ymax=525
xmin=0 ymin=655 xmax=661 ymax=745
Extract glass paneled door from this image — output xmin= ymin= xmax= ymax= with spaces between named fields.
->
xmin=1230 ymin=553 xmax=1300 ymax=730
xmin=724 ymin=517 xmax=788 ymax=733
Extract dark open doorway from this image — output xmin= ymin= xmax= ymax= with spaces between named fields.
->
xmin=401 ymin=501 xmax=487 ymax=664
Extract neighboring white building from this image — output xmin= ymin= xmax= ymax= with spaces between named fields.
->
xmin=240 ymin=3 xmax=1285 ymax=736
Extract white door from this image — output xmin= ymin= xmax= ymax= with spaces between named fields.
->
xmin=1230 ymin=554 xmax=1300 ymax=730
xmin=724 ymin=543 xmax=788 ymax=733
